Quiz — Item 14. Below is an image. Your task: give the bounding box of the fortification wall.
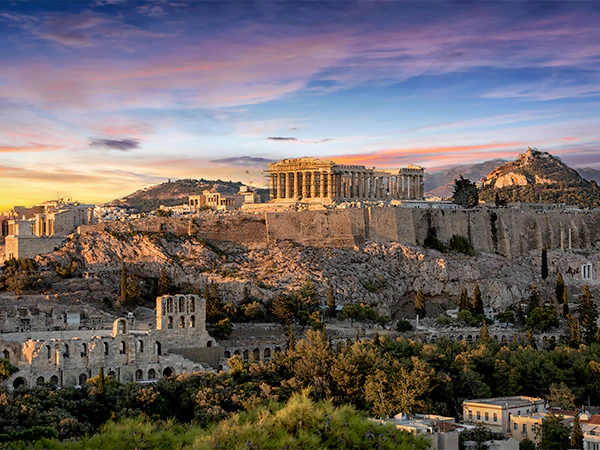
[5,236,65,260]
[78,208,600,256]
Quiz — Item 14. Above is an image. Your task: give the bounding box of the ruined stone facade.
[267,157,424,203]
[5,200,95,260]
[189,187,261,213]
[0,294,221,390]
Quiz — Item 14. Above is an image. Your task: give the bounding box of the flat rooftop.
[464,396,543,407]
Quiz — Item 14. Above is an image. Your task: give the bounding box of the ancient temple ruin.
[266,157,424,203]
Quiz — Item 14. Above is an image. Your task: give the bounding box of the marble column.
[327,172,333,198]
[310,172,317,198]
[320,172,327,198]
[287,172,293,198]
[302,171,309,198]
[270,174,275,199]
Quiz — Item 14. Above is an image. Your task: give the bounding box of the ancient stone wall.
[78,208,600,256]
[5,236,65,259]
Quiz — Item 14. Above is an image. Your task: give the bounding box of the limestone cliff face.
[38,231,600,316]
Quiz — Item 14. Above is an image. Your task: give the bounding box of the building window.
[179,297,185,312]
[190,316,196,328]
[179,316,185,329]
[514,423,518,431]
[138,340,144,353]
[119,341,126,355]
[189,297,195,312]
[485,412,489,421]
[167,297,173,313]
[522,424,527,435]
[81,343,87,357]
[104,342,109,355]
[168,316,173,329]
[494,413,498,422]
[477,411,481,420]
[469,411,473,421]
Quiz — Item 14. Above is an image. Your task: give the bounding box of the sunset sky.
[2,0,600,209]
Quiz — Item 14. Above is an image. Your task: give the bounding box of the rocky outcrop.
[36,231,600,316]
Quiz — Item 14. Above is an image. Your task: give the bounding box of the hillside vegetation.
[479,148,600,208]
[106,179,268,212]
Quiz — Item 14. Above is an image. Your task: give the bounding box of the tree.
[555,272,565,307]
[521,439,536,450]
[566,314,582,348]
[124,274,143,308]
[480,321,491,343]
[414,289,426,318]
[541,245,549,280]
[271,295,295,325]
[120,262,127,305]
[459,288,471,312]
[547,382,576,410]
[327,285,336,319]
[157,269,171,296]
[452,175,479,208]
[472,284,484,315]
[212,318,233,339]
[538,412,570,450]
[527,307,559,332]
[562,288,569,318]
[526,285,540,315]
[571,411,583,450]
[577,286,598,345]
[156,209,172,217]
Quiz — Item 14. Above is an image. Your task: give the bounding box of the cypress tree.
[480,321,491,343]
[541,245,548,279]
[571,411,583,449]
[120,262,127,305]
[97,367,105,396]
[157,269,171,296]
[414,289,426,318]
[526,285,540,315]
[562,287,569,318]
[327,285,336,319]
[459,288,471,312]
[472,284,484,315]
[577,286,598,345]
[555,272,565,305]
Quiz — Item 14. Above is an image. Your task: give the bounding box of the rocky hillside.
[425,159,507,198]
[34,230,600,317]
[106,179,269,212]
[479,148,600,208]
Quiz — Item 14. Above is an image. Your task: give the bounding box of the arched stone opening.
[45,345,51,359]
[155,341,162,355]
[36,376,45,386]
[274,347,281,353]
[103,342,109,355]
[224,351,231,358]
[13,377,27,389]
[79,374,87,385]
[167,297,173,313]
[168,316,174,329]
[192,366,201,373]
[189,297,195,312]
[207,340,213,348]
[162,367,173,377]
[81,343,87,357]
[178,297,185,313]
[234,350,240,356]
[120,341,126,355]
[1,349,9,360]
[264,348,271,360]
[190,315,196,328]
[138,340,144,353]
[135,369,143,381]
[107,371,116,380]
[243,350,249,361]
[179,316,185,329]
[148,368,156,380]
[253,348,260,360]
[64,344,69,357]
[50,375,59,385]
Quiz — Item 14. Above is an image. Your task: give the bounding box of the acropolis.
[266,157,424,203]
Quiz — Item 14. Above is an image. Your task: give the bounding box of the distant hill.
[479,148,600,208]
[577,167,600,184]
[425,159,507,198]
[106,179,269,212]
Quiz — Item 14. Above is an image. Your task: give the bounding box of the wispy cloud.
[210,156,275,166]
[267,137,297,141]
[89,138,140,151]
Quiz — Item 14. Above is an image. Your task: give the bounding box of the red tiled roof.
[582,415,600,425]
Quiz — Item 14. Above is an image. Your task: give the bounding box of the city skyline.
[2,1,600,209]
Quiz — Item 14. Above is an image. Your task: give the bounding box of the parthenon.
[267,157,424,202]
